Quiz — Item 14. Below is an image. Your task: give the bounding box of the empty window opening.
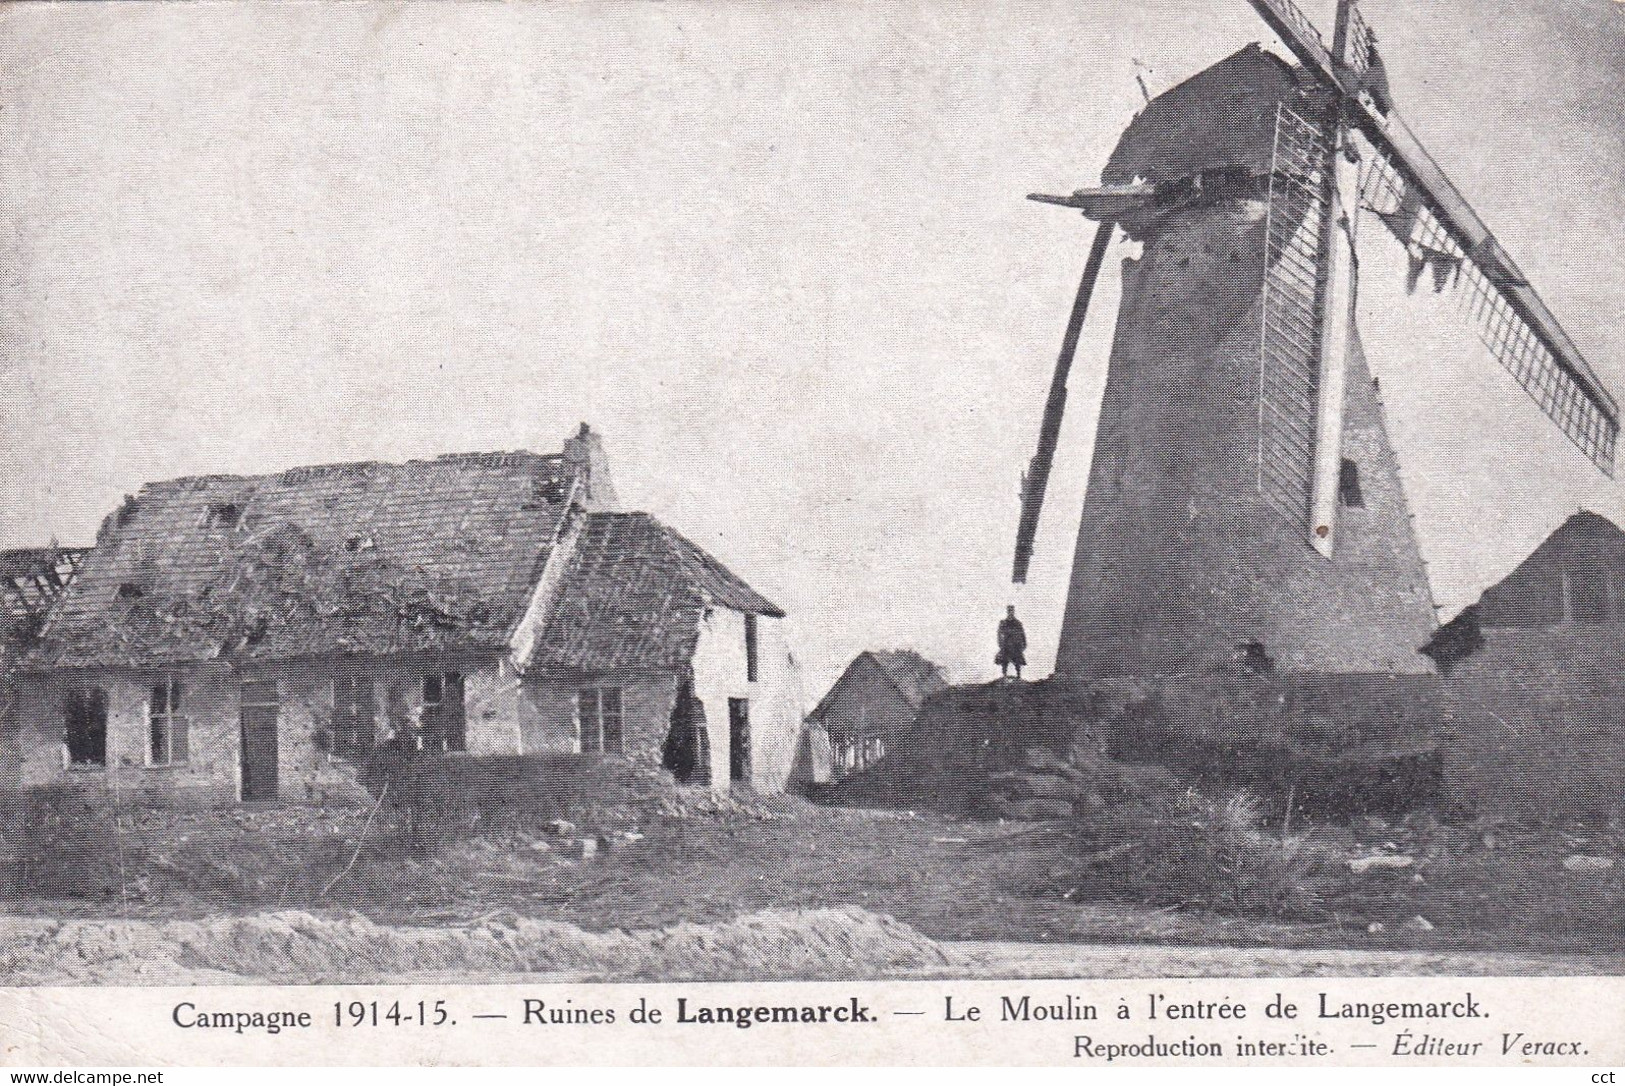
[728,698,752,784]
[1338,459,1365,509]
[744,613,760,683]
[64,689,108,767]
[117,582,145,600]
[332,674,377,757]
[421,672,466,753]
[1564,563,1610,624]
[202,502,243,530]
[149,677,188,766]
[834,733,885,776]
[578,687,624,754]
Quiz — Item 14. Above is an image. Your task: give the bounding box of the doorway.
[239,678,280,802]
[728,698,751,785]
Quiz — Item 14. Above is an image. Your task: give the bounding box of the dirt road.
[954,941,1625,978]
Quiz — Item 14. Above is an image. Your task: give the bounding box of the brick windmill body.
[1012,1,1619,707]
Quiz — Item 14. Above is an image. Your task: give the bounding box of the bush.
[1066,788,1345,920]
[356,749,672,851]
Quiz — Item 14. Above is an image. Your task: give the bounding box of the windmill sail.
[1247,0,1618,474]
[1012,220,1115,584]
[1257,103,1333,528]
[1359,136,1617,471]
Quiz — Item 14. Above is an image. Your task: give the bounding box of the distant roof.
[527,512,783,672]
[1475,511,1625,628]
[27,450,589,669]
[809,649,948,727]
[863,650,949,709]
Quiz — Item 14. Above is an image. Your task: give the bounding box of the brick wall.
[518,669,681,769]
[1442,627,1625,817]
[1055,198,1437,681]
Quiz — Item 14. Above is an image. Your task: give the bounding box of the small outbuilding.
[804,650,947,780]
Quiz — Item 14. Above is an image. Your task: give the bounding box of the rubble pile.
[986,747,1179,821]
[828,679,1168,819]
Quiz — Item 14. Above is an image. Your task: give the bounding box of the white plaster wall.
[4,653,520,807]
[691,609,804,793]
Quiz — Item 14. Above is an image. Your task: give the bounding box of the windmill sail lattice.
[1344,3,1375,78]
[1247,0,1618,476]
[1258,103,1333,526]
[1361,152,1618,471]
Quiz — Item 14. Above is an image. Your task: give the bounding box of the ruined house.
[1429,511,1625,817]
[2,426,802,806]
[0,548,86,786]
[804,650,948,779]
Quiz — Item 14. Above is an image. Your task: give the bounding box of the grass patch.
[1059,790,1346,921]
[3,786,1620,960]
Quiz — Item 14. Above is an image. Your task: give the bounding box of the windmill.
[1011,0,1619,681]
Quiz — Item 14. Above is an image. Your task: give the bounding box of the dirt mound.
[0,905,953,985]
[825,673,1446,821]
[827,680,1130,816]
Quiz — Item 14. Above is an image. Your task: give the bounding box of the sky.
[1,0,1622,696]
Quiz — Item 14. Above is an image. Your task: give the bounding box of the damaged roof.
[27,451,588,669]
[0,547,87,640]
[528,512,783,672]
[1103,44,1327,187]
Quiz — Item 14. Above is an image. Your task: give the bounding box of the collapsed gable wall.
[692,608,801,793]
[513,610,802,794]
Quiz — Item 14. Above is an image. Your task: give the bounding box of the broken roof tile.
[26,451,586,670]
[528,512,782,672]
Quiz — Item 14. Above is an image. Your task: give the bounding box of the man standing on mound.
[996,605,1027,681]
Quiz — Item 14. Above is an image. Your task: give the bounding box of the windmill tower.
[1013,0,1619,683]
